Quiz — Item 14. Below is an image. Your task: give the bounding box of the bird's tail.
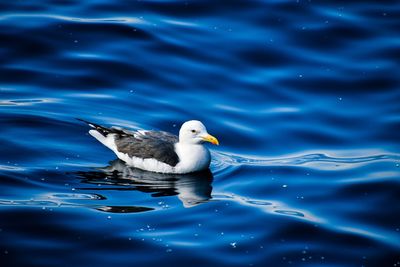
[76,118,112,137]
[76,118,117,151]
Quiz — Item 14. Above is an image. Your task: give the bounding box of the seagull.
[78,119,219,174]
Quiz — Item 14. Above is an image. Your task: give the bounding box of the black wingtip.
[76,118,111,137]
[76,118,89,124]
[76,118,97,129]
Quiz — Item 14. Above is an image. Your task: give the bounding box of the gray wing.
[77,119,180,167]
[114,130,180,167]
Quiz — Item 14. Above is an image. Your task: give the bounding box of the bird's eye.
[191,129,196,133]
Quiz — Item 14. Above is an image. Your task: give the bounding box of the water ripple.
[213,193,317,222]
[0,14,146,25]
[0,98,57,106]
[214,150,400,170]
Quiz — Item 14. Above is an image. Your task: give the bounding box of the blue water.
[1,1,400,266]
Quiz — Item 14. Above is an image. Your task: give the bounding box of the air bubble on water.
[282,184,288,188]
[107,216,111,220]
[230,242,237,248]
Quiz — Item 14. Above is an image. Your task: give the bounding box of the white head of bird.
[178,120,219,145]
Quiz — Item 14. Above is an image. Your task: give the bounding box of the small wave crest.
[212,150,400,170]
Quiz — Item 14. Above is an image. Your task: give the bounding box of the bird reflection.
[76,159,213,208]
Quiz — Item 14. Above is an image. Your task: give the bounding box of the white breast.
[174,143,211,174]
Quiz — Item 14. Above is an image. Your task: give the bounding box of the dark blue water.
[1,1,400,266]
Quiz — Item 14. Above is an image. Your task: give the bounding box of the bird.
[78,119,219,174]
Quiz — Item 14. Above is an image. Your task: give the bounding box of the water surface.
[1,1,400,266]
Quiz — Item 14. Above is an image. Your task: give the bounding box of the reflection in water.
[76,160,214,208]
[95,205,154,213]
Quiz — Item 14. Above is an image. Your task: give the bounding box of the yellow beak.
[202,134,219,145]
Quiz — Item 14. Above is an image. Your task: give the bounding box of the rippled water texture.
[1,1,400,266]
